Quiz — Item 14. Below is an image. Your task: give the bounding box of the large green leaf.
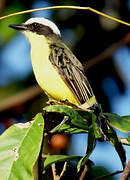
[0,113,44,180]
[104,113,130,133]
[43,155,81,169]
[44,105,90,131]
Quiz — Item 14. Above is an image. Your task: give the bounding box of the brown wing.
[49,43,95,105]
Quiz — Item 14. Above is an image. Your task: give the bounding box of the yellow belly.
[25,32,79,106]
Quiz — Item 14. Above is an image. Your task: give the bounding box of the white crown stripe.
[24,17,61,36]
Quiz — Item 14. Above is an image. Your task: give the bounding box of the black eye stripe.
[26,23,42,31]
[26,23,53,35]
[26,23,60,38]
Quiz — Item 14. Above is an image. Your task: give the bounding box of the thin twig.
[84,33,130,71]
[59,162,67,178]
[51,162,68,180]
[51,163,60,180]
[0,6,129,26]
[94,170,123,180]
[0,85,42,112]
[119,160,130,180]
[51,163,56,179]
[0,0,6,15]
[79,165,88,180]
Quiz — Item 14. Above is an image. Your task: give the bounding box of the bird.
[9,17,97,109]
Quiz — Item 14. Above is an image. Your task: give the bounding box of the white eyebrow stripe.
[24,17,61,36]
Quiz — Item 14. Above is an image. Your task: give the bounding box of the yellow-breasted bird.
[9,17,97,109]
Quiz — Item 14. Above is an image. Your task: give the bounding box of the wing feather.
[49,43,95,104]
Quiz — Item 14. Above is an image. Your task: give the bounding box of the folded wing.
[49,43,95,105]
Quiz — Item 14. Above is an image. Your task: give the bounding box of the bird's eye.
[32,23,39,30]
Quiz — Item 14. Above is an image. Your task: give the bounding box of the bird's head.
[9,17,61,40]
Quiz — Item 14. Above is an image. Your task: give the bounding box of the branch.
[59,162,67,178]
[51,163,59,180]
[84,33,130,71]
[119,160,130,180]
[79,165,88,180]
[51,162,67,180]
[0,0,6,15]
[94,170,123,180]
[0,85,43,112]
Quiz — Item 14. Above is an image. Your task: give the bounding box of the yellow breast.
[24,31,79,106]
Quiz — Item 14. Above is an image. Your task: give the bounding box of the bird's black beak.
[8,24,27,31]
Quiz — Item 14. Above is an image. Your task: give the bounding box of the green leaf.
[120,136,130,146]
[43,155,81,169]
[0,113,44,180]
[77,125,96,171]
[76,110,92,121]
[104,113,130,133]
[86,96,97,108]
[44,105,90,130]
[101,117,126,168]
[103,124,126,168]
[92,114,101,139]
